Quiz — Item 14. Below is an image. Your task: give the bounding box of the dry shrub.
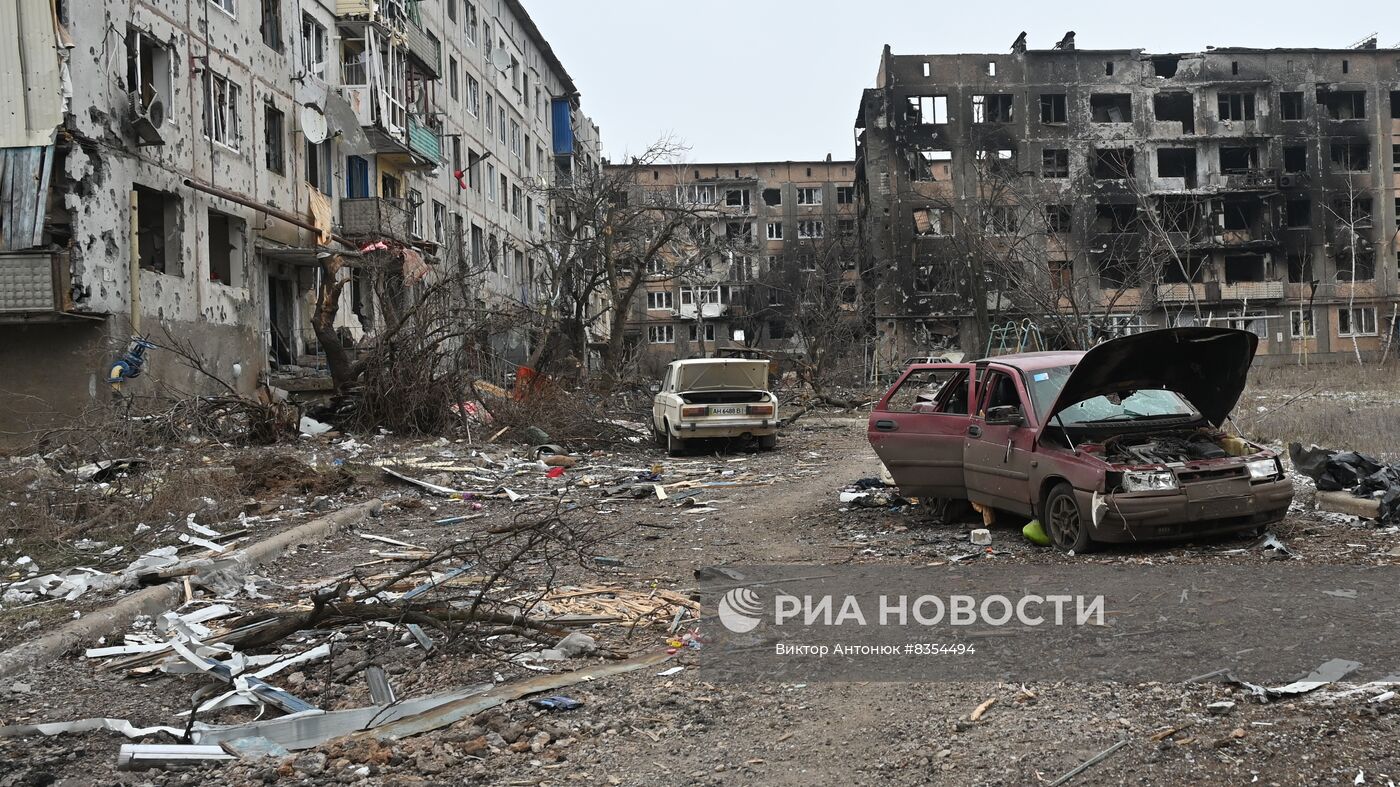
[483,382,651,446]
[232,454,352,497]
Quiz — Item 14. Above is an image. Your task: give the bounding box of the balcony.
[1157,280,1285,302]
[1157,282,1207,303]
[0,253,68,313]
[1221,280,1284,300]
[403,21,440,79]
[340,198,414,244]
[407,115,443,162]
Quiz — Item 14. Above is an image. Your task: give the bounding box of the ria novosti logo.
[717,587,763,633]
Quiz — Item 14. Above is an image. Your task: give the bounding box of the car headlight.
[1247,458,1281,481]
[1120,470,1179,492]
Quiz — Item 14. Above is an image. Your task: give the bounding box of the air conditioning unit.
[127,92,166,146]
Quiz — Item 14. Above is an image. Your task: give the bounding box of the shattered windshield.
[1025,365,1198,425]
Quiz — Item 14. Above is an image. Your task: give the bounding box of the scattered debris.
[1046,739,1128,787]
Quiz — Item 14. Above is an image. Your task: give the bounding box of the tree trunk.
[312,255,357,391]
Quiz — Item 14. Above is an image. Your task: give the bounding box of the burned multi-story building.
[855,36,1400,367]
[611,159,859,373]
[0,0,599,433]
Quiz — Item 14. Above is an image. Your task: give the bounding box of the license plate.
[708,406,743,416]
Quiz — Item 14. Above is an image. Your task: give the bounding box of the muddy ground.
[2,414,1399,786]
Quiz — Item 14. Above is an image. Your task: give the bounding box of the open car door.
[868,364,976,499]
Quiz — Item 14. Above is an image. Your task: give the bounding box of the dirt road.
[3,417,1399,785]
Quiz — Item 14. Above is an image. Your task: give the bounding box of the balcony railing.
[407,114,443,162]
[1221,280,1285,300]
[1157,280,1285,302]
[403,21,440,78]
[340,198,414,244]
[0,252,67,312]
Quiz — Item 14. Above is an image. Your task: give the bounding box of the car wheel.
[653,421,666,448]
[666,423,687,457]
[758,434,777,451]
[1044,483,1091,553]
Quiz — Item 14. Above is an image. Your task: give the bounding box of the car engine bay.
[1099,430,1252,465]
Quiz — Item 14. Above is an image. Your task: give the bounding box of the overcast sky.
[528,0,1393,163]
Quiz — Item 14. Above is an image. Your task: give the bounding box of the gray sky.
[528,0,1392,163]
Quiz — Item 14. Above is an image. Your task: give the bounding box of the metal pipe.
[180,178,353,247]
[128,189,141,333]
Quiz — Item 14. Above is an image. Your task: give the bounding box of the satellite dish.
[301,105,329,144]
[489,48,511,73]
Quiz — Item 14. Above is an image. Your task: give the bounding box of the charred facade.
[855,38,1400,367]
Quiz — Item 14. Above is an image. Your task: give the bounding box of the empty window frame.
[1090,94,1132,123]
[1221,198,1260,231]
[913,207,950,236]
[797,220,824,239]
[647,324,675,344]
[646,291,673,310]
[299,14,328,78]
[688,323,717,343]
[206,209,245,286]
[1280,91,1305,120]
[982,205,1016,235]
[766,221,783,240]
[126,29,173,112]
[1283,145,1306,173]
[1321,90,1366,119]
[725,188,751,208]
[1093,148,1135,178]
[1285,198,1312,227]
[836,186,855,204]
[1287,252,1313,283]
[1042,148,1069,178]
[1094,203,1138,233]
[1331,141,1369,171]
[914,149,952,181]
[1330,196,1373,227]
[1152,92,1194,133]
[1224,254,1267,283]
[907,95,948,124]
[726,222,752,241]
[259,0,282,50]
[762,188,781,206]
[133,185,181,275]
[1045,205,1071,234]
[1039,94,1066,124]
[1156,148,1197,186]
[1338,306,1377,336]
[263,101,284,174]
[1219,145,1259,174]
[305,139,332,194]
[677,185,715,204]
[1160,253,1206,283]
[796,186,823,205]
[972,94,1013,123]
[1217,92,1256,121]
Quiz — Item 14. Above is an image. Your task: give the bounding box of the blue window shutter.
[550,98,574,157]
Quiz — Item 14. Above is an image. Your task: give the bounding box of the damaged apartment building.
[0,0,600,432]
[855,35,1400,366]
[612,160,859,372]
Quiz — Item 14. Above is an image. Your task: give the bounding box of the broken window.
[263,102,284,174]
[1330,141,1369,171]
[725,189,751,208]
[1226,309,1268,339]
[1321,90,1366,119]
[1280,91,1305,120]
[1330,197,1373,227]
[259,0,282,51]
[1219,146,1258,174]
[1045,205,1071,234]
[133,185,181,276]
[1224,254,1267,283]
[126,29,172,120]
[972,94,1013,123]
[675,185,715,205]
[1290,308,1316,339]
[1039,94,1066,124]
[1152,55,1180,78]
[688,323,717,343]
[1049,260,1073,291]
[1090,94,1132,123]
[976,148,1015,175]
[300,14,328,79]
[206,209,244,286]
[762,188,781,206]
[797,187,823,205]
[913,207,950,236]
[1287,252,1313,283]
[982,206,1016,235]
[913,149,952,181]
[1156,148,1197,187]
[1217,92,1255,121]
[1157,195,1203,233]
[1094,203,1138,233]
[202,70,240,150]
[647,325,675,344]
[1283,145,1306,174]
[797,220,824,239]
[726,221,752,241]
[906,95,949,124]
[1221,198,1260,231]
[1093,148,1134,179]
[1338,307,1377,336]
[1097,255,1138,288]
[1042,149,1069,178]
[838,218,856,236]
[1286,199,1312,227]
[1152,92,1194,134]
[836,186,855,204]
[1160,254,1206,283]
[766,221,783,240]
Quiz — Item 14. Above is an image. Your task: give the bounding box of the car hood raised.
[676,360,769,392]
[1045,327,1258,426]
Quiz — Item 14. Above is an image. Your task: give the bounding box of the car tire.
[653,421,667,448]
[1044,483,1092,554]
[666,423,687,457]
[758,434,777,451]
